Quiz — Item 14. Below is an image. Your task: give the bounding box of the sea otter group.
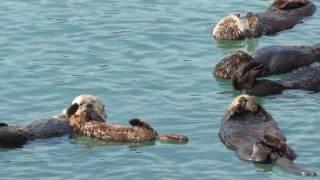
[0,0,318,177]
[213,0,318,176]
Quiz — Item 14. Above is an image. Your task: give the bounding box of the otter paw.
[129,118,155,132]
[66,103,79,118]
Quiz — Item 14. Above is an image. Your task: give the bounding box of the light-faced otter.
[212,0,316,40]
[214,44,320,79]
[232,63,320,96]
[66,101,188,144]
[0,94,107,148]
[219,95,316,176]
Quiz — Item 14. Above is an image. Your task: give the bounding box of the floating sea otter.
[0,94,106,148]
[232,63,320,96]
[219,95,316,176]
[214,44,320,79]
[65,100,188,144]
[212,0,316,40]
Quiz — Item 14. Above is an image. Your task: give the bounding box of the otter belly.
[219,112,294,162]
[280,66,320,91]
[24,118,71,140]
[252,46,318,75]
[0,125,31,148]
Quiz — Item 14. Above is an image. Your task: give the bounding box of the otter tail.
[159,134,188,144]
[275,157,316,176]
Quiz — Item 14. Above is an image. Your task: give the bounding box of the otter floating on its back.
[219,95,316,176]
[65,97,188,144]
[214,44,320,79]
[212,0,316,40]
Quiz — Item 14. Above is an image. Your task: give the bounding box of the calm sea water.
[0,0,320,179]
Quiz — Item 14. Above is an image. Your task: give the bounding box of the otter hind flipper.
[66,103,79,118]
[274,157,316,176]
[274,0,307,10]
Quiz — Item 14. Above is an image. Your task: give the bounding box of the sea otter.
[232,63,320,96]
[65,101,188,144]
[214,44,320,79]
[219,95,316,176]
[0,94,106,148]
[212,0,316,40]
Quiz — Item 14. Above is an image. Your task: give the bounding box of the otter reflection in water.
[232,63,320,96]
[212,0,316,40]
[214,44,320,79]
[219,95,316,176]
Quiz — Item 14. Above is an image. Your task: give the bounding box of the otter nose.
[85,103,93,109]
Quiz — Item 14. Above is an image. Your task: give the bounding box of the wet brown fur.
[67,103,188,143]
[214,51,254,79]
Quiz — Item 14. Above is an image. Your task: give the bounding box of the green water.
[0,0,319,179]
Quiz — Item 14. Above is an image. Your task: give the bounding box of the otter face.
[212,14,245,40]
[71,94,106,119]
[214,51,253,79]
[65,94,107,126]
[229,95,259,113]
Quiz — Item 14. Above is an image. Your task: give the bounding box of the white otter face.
[229,95,258,113]
[71,94,106,119]
[212,14,245,40]
[60,94,106,120]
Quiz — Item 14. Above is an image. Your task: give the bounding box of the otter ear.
[66,103,79,118]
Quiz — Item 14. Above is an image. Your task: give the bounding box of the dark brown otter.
[219,95,316,176]
[232,63,320,96]
[212,0,316,40]
[214,44,320,79]
[66,102,188,144]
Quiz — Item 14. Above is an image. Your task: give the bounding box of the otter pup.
[0,94,107,148]
[232,63,320,96]
[214,44,320,79]
[219,95,316,176]
[66,101,188,144]
[212,0,316,40]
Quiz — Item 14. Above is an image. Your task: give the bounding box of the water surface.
[0,0,319,179]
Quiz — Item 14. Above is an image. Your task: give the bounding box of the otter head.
[214,50,254,79]
[229,95,259,115]
[212,14,246,40]
[66,95,106,127]
[61,94,107,119]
